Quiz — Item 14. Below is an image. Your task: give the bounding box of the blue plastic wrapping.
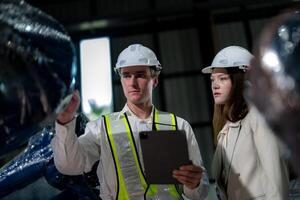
[0,114,99,199]
[0,0,103,198]
[0,126,54,197]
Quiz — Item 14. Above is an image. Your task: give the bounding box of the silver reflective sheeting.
[147,186,180,200]
[109,115,145,199]
[155,111,175,131]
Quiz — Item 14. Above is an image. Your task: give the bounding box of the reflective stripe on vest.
[104,108,182,200]
[153,109,177,131]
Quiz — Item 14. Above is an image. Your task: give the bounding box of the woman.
[202,46,289,200]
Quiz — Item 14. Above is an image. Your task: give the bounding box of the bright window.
[80,37,113,120]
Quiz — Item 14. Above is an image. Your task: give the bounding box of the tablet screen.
[139,130,190,184]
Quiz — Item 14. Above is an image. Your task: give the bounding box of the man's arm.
[51,91,101,175]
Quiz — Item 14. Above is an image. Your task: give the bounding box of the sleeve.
[98,159,114,200]
[178,118,209,200]
[51,118,101,175]
[251,108,289,200]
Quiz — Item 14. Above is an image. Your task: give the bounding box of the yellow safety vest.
[103,108,183,200]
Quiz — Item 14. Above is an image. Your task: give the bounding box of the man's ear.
[153,77,159,88]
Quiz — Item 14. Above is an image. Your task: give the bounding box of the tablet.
[139,130,190,184]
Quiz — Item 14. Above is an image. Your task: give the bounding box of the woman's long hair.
[212,68,249,144]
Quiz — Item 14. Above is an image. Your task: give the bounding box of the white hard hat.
[202,46,254,73]
[115,44,161,71]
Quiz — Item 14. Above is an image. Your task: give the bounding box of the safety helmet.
[115,44,161,71]
[202,46,254,73]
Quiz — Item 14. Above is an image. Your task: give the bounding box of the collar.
[218,123,229,141]
[227,120,241,128]
[118,104,154,122]
[217,119,242,140]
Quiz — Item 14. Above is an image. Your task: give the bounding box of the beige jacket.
[212,107,289,200]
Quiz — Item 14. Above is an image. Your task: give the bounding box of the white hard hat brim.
[114,63,162,71]
[201,65,248,74]
[116,63,155,68]
[201,66,214,74]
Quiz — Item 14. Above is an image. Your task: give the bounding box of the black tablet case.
[139,130,190,184]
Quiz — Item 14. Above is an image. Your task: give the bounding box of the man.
[51,44,209,199]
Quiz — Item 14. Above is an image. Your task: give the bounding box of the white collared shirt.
[51,104,209,200]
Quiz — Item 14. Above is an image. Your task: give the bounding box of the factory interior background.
[0,0,298,199]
